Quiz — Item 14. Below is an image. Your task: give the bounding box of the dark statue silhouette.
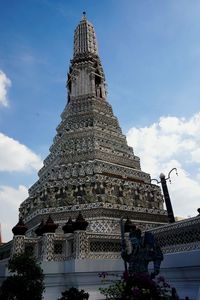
[121,226,163,278]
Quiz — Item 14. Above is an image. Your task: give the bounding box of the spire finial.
[82,11,86,20]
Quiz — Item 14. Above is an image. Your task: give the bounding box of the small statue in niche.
[95,71,102,98]
[84,185,94,203]
[122,187,132,206]
[65,195,76,205]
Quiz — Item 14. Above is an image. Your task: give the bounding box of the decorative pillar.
[11,218,28,256]
[41,233,55,261]
[11,235,26,257]
[73,231,89,259]
[73,212,89,259]
[39,215,58,261]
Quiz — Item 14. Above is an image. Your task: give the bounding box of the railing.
[149,215,200,253]
[11,232,122,261]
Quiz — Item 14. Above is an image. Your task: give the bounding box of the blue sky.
[1,0,200,241]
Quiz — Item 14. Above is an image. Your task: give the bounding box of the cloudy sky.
[1,0,200,241]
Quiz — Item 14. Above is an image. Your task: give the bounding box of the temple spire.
[73,13,98,57]
[66,15,105,100]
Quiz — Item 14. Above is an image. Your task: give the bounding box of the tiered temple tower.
[1,15,200,300]
[19,14,167,241]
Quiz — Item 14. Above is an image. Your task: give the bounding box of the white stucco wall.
[0,250,200,300]
[42,250,200,300]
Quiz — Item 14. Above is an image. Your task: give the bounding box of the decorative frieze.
[20,177,163,219]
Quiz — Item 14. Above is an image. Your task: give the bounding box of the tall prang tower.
[19,14,167,244]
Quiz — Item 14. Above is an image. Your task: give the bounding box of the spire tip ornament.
[82,11,86,19]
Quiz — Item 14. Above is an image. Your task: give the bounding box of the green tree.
[0,252,45,300]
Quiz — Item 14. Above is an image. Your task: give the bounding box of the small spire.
[74,212,88,231]
[62,217,75,234]
[42,215,58,234]
[82,11,86,20]
[12,218,28,236]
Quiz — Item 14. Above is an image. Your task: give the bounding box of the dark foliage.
[100,271,177,300]
[0,252,45,300]
[58,287,89,300]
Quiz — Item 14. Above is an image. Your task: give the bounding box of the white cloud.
[0,132,43,172]
[0,70,11,107]
[127,112,200,218]
[0,185,28,242]
[0,133,43,241]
